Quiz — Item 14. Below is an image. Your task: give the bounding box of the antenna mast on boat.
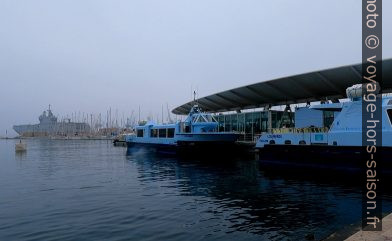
[138,106,141,124]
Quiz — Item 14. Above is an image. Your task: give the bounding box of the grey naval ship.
[13,106,90,137]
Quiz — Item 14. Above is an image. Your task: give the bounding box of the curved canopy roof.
[172,59,392,115]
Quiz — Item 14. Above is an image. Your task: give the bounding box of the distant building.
[173,59,392,141]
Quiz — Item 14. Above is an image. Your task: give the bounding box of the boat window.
[194,115,206,123]
[150,129,158,138]
[137,129,144,137]
[388,100,392,105]
[269,140,275,145]
[159,129,167,138]
[185,125,191,133]
[167,128,175,138]
[205,115,216,122]
[284,140,291,145]
[323,111,335,128]
[206,115,212,122]
[299,140,306,145]
[388,109,392,125]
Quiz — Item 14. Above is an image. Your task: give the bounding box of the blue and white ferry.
[125,105,240,154]
[255,84,392,169]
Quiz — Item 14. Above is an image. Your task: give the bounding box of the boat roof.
[310,103,343,111]
[172,58,392,115]
[136,122,175,129]
[311,95,392,110]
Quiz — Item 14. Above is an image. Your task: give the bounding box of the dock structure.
[345,213,392,240]
[172,59,392,144]
[173,59,392,115]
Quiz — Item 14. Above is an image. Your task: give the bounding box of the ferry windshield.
[388,109,392,125]
[205,115,217,122]
[193,115,216,123]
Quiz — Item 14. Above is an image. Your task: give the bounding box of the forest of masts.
[58,105,180,132]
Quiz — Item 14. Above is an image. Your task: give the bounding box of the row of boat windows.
[134,109,392,138]
[269,140,304,145]
[136,128,175,138]
[215,111,290,134]
[269,140,339,145]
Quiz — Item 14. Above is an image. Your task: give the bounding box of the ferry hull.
[176,133,239,142]
[125,105,241,157]
[127,141,246,157]
[126,142,177,155]
[176,141,241,156]
[257,145,392,172]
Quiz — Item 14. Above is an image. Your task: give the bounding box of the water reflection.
[2,140,392,241]
[125,151,391,240]
[15,150,27,160]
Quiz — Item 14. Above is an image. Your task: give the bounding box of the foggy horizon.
[1,0,391,137]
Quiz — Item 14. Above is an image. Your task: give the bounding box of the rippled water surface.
[1,139,391,241]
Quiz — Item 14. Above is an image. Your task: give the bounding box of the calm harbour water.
[1,139,391,241]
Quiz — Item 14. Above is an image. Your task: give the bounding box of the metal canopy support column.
[265,105,272,132]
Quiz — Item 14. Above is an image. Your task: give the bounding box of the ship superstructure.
[13,106,90,137]
[255,84,392,148]
[254,84,392,169]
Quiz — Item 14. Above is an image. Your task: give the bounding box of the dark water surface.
[1,139,391,241]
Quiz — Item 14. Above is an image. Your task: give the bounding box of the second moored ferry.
[255,84,392,169]
[125,105,239,154]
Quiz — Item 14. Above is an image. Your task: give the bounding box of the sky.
[0,0,391,136]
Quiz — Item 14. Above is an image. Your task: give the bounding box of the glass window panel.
[253,112,261,134]
[231,114,238,132]
[224,115,231,132]
[245,113,253,133]
[159,129,167,138]
[238,113,245,132]
[167,128,175,138]
[150,129,158,138]
[215,115,224,132]
[323,111,335,128]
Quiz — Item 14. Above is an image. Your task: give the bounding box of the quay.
[345,213,392,240]
[173,59,392,148]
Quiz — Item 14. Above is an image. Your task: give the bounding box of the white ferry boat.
[255,84,392,169]
[125,105,240,154]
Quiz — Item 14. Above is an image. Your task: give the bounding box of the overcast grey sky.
[0,0,391,136]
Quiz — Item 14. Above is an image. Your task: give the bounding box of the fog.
[0,0,391,136]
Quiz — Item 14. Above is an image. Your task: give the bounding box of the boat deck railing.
[233,127,330,144]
